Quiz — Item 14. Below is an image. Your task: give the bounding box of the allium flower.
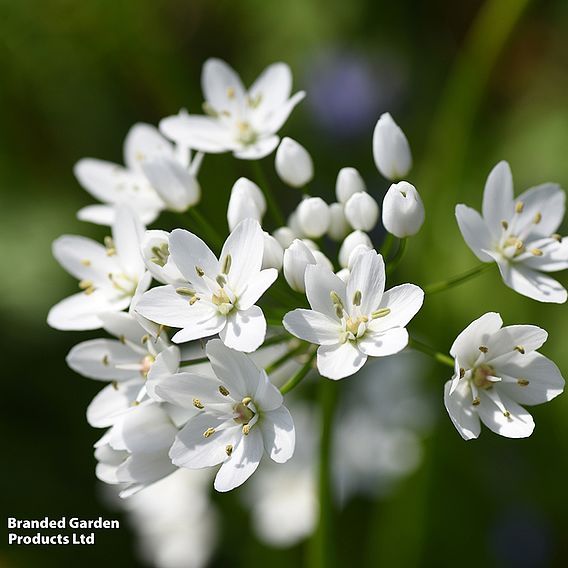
[154,340,295,492]
[48,207,146,330]
[372,113,412,181]
[283,249,424,379]
[160,59,305,160]
[382,181,425,238]
[275,137,314,188]
[444,312,565,439]
[75,123,201,225]
[456,161,568,303]
[136,219,277,352]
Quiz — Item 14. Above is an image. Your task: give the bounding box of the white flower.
[382,181,425,237]
[94,404,179,498]
[136,219,277,352]
[344,192,379,231]
[456,161,568,303]
[283,249,424,379]
[262,232,284,271]
[372,113,412,181]
[275,137,314,188]
[444,312,564,440]
[327,203,351,241]
[283,239,330,293]
[338,230,372,268]
[296,197,330,238]
[335,167,366,204]
[141,230,186,287]
[273,226,297,249]
[66,311,181,427]
[154,339,296,492]
[160,59,305,160]
[75,123,201,225]
[227,178,267,231]
[48,207,147,330]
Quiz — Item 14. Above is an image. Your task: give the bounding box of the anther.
[330,291,344,308]
[111,381,118,390]
[221,254,232,275]
[202,102,218,117]
[242,424,251,436]
[176,287,196,298]
[225,444,233,456]
[479,345,488,353]
[219,386,230,396]
[551,233,562,242]
[203,428,216,438]
[459,368,465,378]
[530,248,543,256]
[193,398,204,409]
[472,397,480,406]
[242,397,252,405]
[118,335,126,344]
[352,290,362,306]
[503,411,511,418]
[533,212,542,224]
[104,236,116,256]
[195,266,205,277]
[102,355,109,366]
[81,259,91,266]
[227,87,235,99]
[515,240,525,251]
[515,345,525,354]
[141,334,149,344]
[371,308,391,319]
[501,220,509,230]
[216,275,226,287]
[131,400,140,407]
[189,296,199,305]
[517,379,530,386]
[515,201,524,214]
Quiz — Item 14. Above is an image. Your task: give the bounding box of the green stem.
[310,378,338,568]
[279,351,315,395]
[251,160,285,227]
[423,263,491,294]
[409,338,454,368]
[264,343,307,375]
[386,238,407,274]
[380,233,394,258]
[187,208,224,250]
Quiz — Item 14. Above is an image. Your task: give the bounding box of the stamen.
[219,386,230,396]
[131,400,140,407]
[111,381,118,390]
[242,397,252,405]
[503,411,511,418]
[176,287,196,298]
[515,201,524,214]
[189,296,199,305]
[514,345,525,354]
[150,243,169,267]
[81,259,91,266]
[221,254,232,275]
[141,334,149,344]
[533,212,542,224]
[202,102,218,117]
[530,248,543,256]
[472,397,480,406]
[195,266,205,277]
[478,345,488,353]
[203,428,216,438]
[515,240,525,251]
[247,93,262,108]
[225,444,233,456]
[193,398,204,409]
[118,335,126,344]
[501,220,509,230]
[517,378,530,386]
[104,236,116,256]
[371,308,391,319]
[352,290,362,306]
[330,291,343,308]
[242,424,250,435]
[227,87,235,99]
[551,233,562,242]
[459,368,465,378]
[102,355,109,366]
[78,279,95,295]
[216,275,226,287]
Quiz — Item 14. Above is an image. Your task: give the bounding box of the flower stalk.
[423,263,491,294]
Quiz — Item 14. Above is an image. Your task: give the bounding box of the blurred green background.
[1,0,568,566]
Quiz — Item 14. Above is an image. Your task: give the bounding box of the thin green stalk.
[310,378,338,568]
[251,160,285,227]
[279,351,315,395]
[423,263,491,294]
[380,233,394,258]
[187,208,224,250]
[264,343,307,375]
[409,338,454,368]
[386,238,407,274]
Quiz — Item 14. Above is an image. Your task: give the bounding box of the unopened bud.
[382,181,425,238]
[336,167,366,204]
[372,113,412,181]
[344,192,379,231]
[275,137,314,188]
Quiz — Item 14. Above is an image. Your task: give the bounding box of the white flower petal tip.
[160,59,304,159]
[275,137,314,188]
[456,162,568,303]
[135,219,273,352]
[372,113,412,181]
[161,339,295,492]
[283,249,423,380]
[444,312,564,440]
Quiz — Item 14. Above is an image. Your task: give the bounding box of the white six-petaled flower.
[160,59,305,160]
[154,339,295,492]
[135,219,277,352]
[456,161,568,303]
[283,249,424,379]
[444,312,564,440]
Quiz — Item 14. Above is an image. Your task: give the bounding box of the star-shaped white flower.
[48,207,147,330]
[283,249,424,379]
[154,339,295,492]
[456,161,568,303]
[160,59,305,160]
[135,219,277,352]
[75,123,202,225]
[444,312,564,440]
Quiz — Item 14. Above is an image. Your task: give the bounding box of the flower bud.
[283,239,316,292]
[296,197,330,238]
[382,181,425,237]
[227,177,266,231]
[140,230,185,286]
[275,137,314,188]
[272,226,297,249]
[372,113,412,181]
[327,203,350,241]
[335,167,366,204]
[262,232,284,271]
[344,192,379,231]
[338,230,373,268]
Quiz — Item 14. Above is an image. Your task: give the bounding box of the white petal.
[317,342,367,380]
[521,237,568,272]
[450,312,503,365]
[116,451,176,486]
[369,284,424,331]
[66,339,141,381]
[160,113,234,153]
[202,58,246,113]
[100,311,147,343]
[171,414,240,469]
[87,379,142,428]
[477,391,534,438]
[496,352,565,405]
[249,63,292,117]
[221,218,264,294]
[497,262,567,303]
[238,268,277,310]
[233,135,280,160]
[261,406,295,463]
[283,309,340,345]
[214,428,263,492]
[169,228,219,286]
[112,206,145,278]
[514,182,565,237]
[305,264,347,320]
[254,371,284,412]
[123,123,175,173]
[119,404,178,453]
[443,379,480,440]
[220,305,266,353]
[357,327,409,357]
[455,204,494,262]
[256,91,305,135]
[485,325,548,362]
[346,249,385,315]
[482,161,515,237]
[78,204,160,226]
[153,371,225,409]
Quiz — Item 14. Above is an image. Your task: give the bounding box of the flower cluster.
[49,56,565,515]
